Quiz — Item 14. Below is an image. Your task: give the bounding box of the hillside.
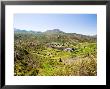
[14,29,97,76]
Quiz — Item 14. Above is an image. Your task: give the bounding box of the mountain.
[14,28,27,32]
[14,28,96,43]
[14,28,97,76]
[44,29,64,34]
[14,28,42,34]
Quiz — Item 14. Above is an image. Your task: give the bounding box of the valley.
[14,29,97,76]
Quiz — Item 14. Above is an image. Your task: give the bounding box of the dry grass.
[47,56,97,76]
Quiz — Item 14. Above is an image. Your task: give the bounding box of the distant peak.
[44,29,64,33]
[53,29,61,32]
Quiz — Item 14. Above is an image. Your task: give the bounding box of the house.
[64,48,74,52]
[64,48,72,51]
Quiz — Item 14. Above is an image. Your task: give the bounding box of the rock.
[59,58,62,62]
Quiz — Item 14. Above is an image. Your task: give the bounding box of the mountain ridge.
[14,28,97,37]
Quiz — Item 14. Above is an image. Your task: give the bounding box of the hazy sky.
[14,14,97,35]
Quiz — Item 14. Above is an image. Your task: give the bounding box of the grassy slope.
[14,32,97,76]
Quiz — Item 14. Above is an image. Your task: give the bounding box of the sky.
[14,14,97,35]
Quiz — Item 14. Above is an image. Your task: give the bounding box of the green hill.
[14,29,97,76]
